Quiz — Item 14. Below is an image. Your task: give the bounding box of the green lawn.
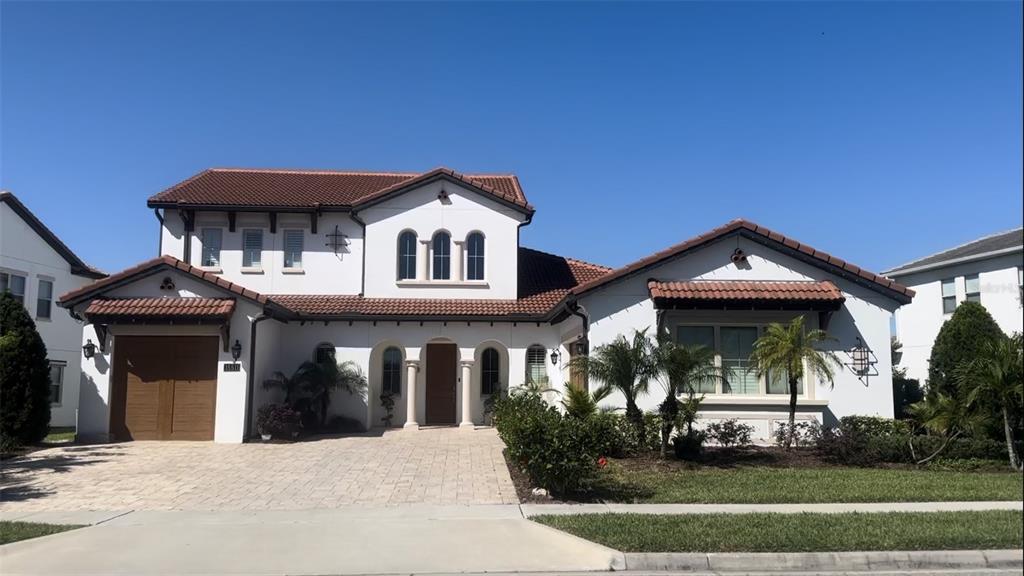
[593,464,1024,503]
[0,521,81,545]
[534,511,1024,553]
[43,427,76,443]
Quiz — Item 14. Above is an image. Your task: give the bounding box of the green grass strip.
[596,466,1024,503]
[0,521,82,545]
[534,511,1023,553]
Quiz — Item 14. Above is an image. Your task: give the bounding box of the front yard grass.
[533,511,1024,552]
[43,427,76,443]
[0,521,82,545]
[591,460,1024,503]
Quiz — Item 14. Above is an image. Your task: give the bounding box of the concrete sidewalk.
[0,505,625,575]
[521,501,1024,516]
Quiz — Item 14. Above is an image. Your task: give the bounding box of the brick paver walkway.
[0,427,517,512]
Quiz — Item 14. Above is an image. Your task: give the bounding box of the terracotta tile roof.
[649,280,845,303]
[572,219,914,304]
[58,255,273,309]
[272,247,611,319]
[84,297,236,320]
[1,191,106,279]
[146,167,531,212]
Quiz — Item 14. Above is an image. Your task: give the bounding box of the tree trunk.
[626,396,644,447]
[1002,405,1022,471]
[785,371,797,450]
[319,394,329,430]
[659,393,678,459]
[916,430,962,465]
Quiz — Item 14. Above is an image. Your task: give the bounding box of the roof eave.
[883,245,1024,278]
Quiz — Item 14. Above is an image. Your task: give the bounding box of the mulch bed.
[503,449,555,503]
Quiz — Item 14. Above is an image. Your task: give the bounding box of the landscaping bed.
[532,510,1024,552]
[0,521,82,545]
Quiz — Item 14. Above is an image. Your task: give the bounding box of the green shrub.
[672,429,706,460]
[928,302,1005,397]
[839,415,911,437]
[0,293,51,452]
[772,421,820,447]
[705,419,755,447]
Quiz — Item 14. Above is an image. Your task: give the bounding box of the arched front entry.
[424,340,458,425]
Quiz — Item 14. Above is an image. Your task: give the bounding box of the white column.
[459,360,474,429]
[404,360,420,430]
[452,240,464,282]
[417,239,430,281]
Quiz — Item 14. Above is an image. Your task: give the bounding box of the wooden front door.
[424,343,457,425]
[111,336,219,441]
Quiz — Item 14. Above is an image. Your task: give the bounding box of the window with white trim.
[675,323,802,396]
[36,279,53,319]
[965,274,981,303]
[481,348,500,395]
[675,326,716,393]
[398,231,417,280]
[283,230,304,269]
[382,347,402,395]
[0,272,26,305]
[1018,267,1023,307]
[526,345,547,386]
[466,232,485,280]
[201,228,222,267]
[941,278,956,314]
[242,229,263,268]
[432,232,451,280]
[49,361,65,405]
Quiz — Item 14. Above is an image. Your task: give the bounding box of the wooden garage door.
[112,336,218,441]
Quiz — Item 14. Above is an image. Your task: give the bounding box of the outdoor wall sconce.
[550,349,560,366]
[845,337,877,385]
[231,339,243,361]
[82,339,97,359]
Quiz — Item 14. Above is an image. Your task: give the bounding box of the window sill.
[396,280,489,288]
[199,266,223,274]
[699,396,828,407]
[240,267,264,275]
[35,317,52,323]
[282,268,305,275]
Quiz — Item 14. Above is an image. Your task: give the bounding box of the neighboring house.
[884,227,1024,385]
[57,167,913,443]
[1,191,106,427]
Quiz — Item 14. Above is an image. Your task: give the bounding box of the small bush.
[672,430,706,460]
[255,403,301,437]
[705,419,755,447]
[0,293,51,452]
[772,421,820,448]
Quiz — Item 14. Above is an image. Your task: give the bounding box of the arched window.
[466,232,485,280]
[315,343,336,364]
[398,231,417,280]
[526,345,547,387]
[481,348,500,395]
[432,231,451,280]
[382,347,402,395]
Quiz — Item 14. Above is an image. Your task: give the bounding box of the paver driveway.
[0,427,518,512]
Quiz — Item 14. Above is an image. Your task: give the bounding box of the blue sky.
[2,1,1021,275]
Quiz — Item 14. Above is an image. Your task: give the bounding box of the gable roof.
[571,219,914,304]
[146,167,533,215]
[60,248,610,321]
[882,227,1024,277]
[1,191,106,279]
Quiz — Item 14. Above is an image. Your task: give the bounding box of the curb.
[623,549,1023,572]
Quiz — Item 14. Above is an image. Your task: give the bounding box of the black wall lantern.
[550,348,560,366]
[82,339,97,359]
[231,339,243,361]
[845,336,877,384]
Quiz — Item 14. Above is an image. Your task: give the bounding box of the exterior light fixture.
[550,349,560,366]
[845,336,876,385]
[82,339,97,359]
[231,339,243,361]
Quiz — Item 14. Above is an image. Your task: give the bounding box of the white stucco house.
[1,191,106,427]
[57,167,914,443]
[885,227,1023,385]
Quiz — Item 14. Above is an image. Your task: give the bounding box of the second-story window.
[432,232,450,280]
[941,278,956,314]
[201,228,222,267]
[0,272,26,305]
[36,279,53,320]
[466,232,485,280]
[284,230,304,269]
[398,231,417,280]
[965,274,981,303]
[243,229,263,269]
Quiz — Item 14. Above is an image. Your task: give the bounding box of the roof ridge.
[207,167,521,178]
[884,226,1024,273]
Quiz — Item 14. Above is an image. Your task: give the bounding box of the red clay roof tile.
[84,298,236,319]
[648,280,845,303]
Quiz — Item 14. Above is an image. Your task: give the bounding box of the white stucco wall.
[891,252,1023,384]
[1,201,95,427]
[578,235,901,437]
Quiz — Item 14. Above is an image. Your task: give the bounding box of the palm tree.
[570,328,657,438]
[561,382,613,419]
[653,333,719,457]
[748,316,840,449]
[262,368,302,404]
[294,359,368,429]
[955,334,1023,471]
[908,390,988,464]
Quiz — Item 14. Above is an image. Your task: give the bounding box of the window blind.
[284,230,304,268]
[243,230,263,267]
